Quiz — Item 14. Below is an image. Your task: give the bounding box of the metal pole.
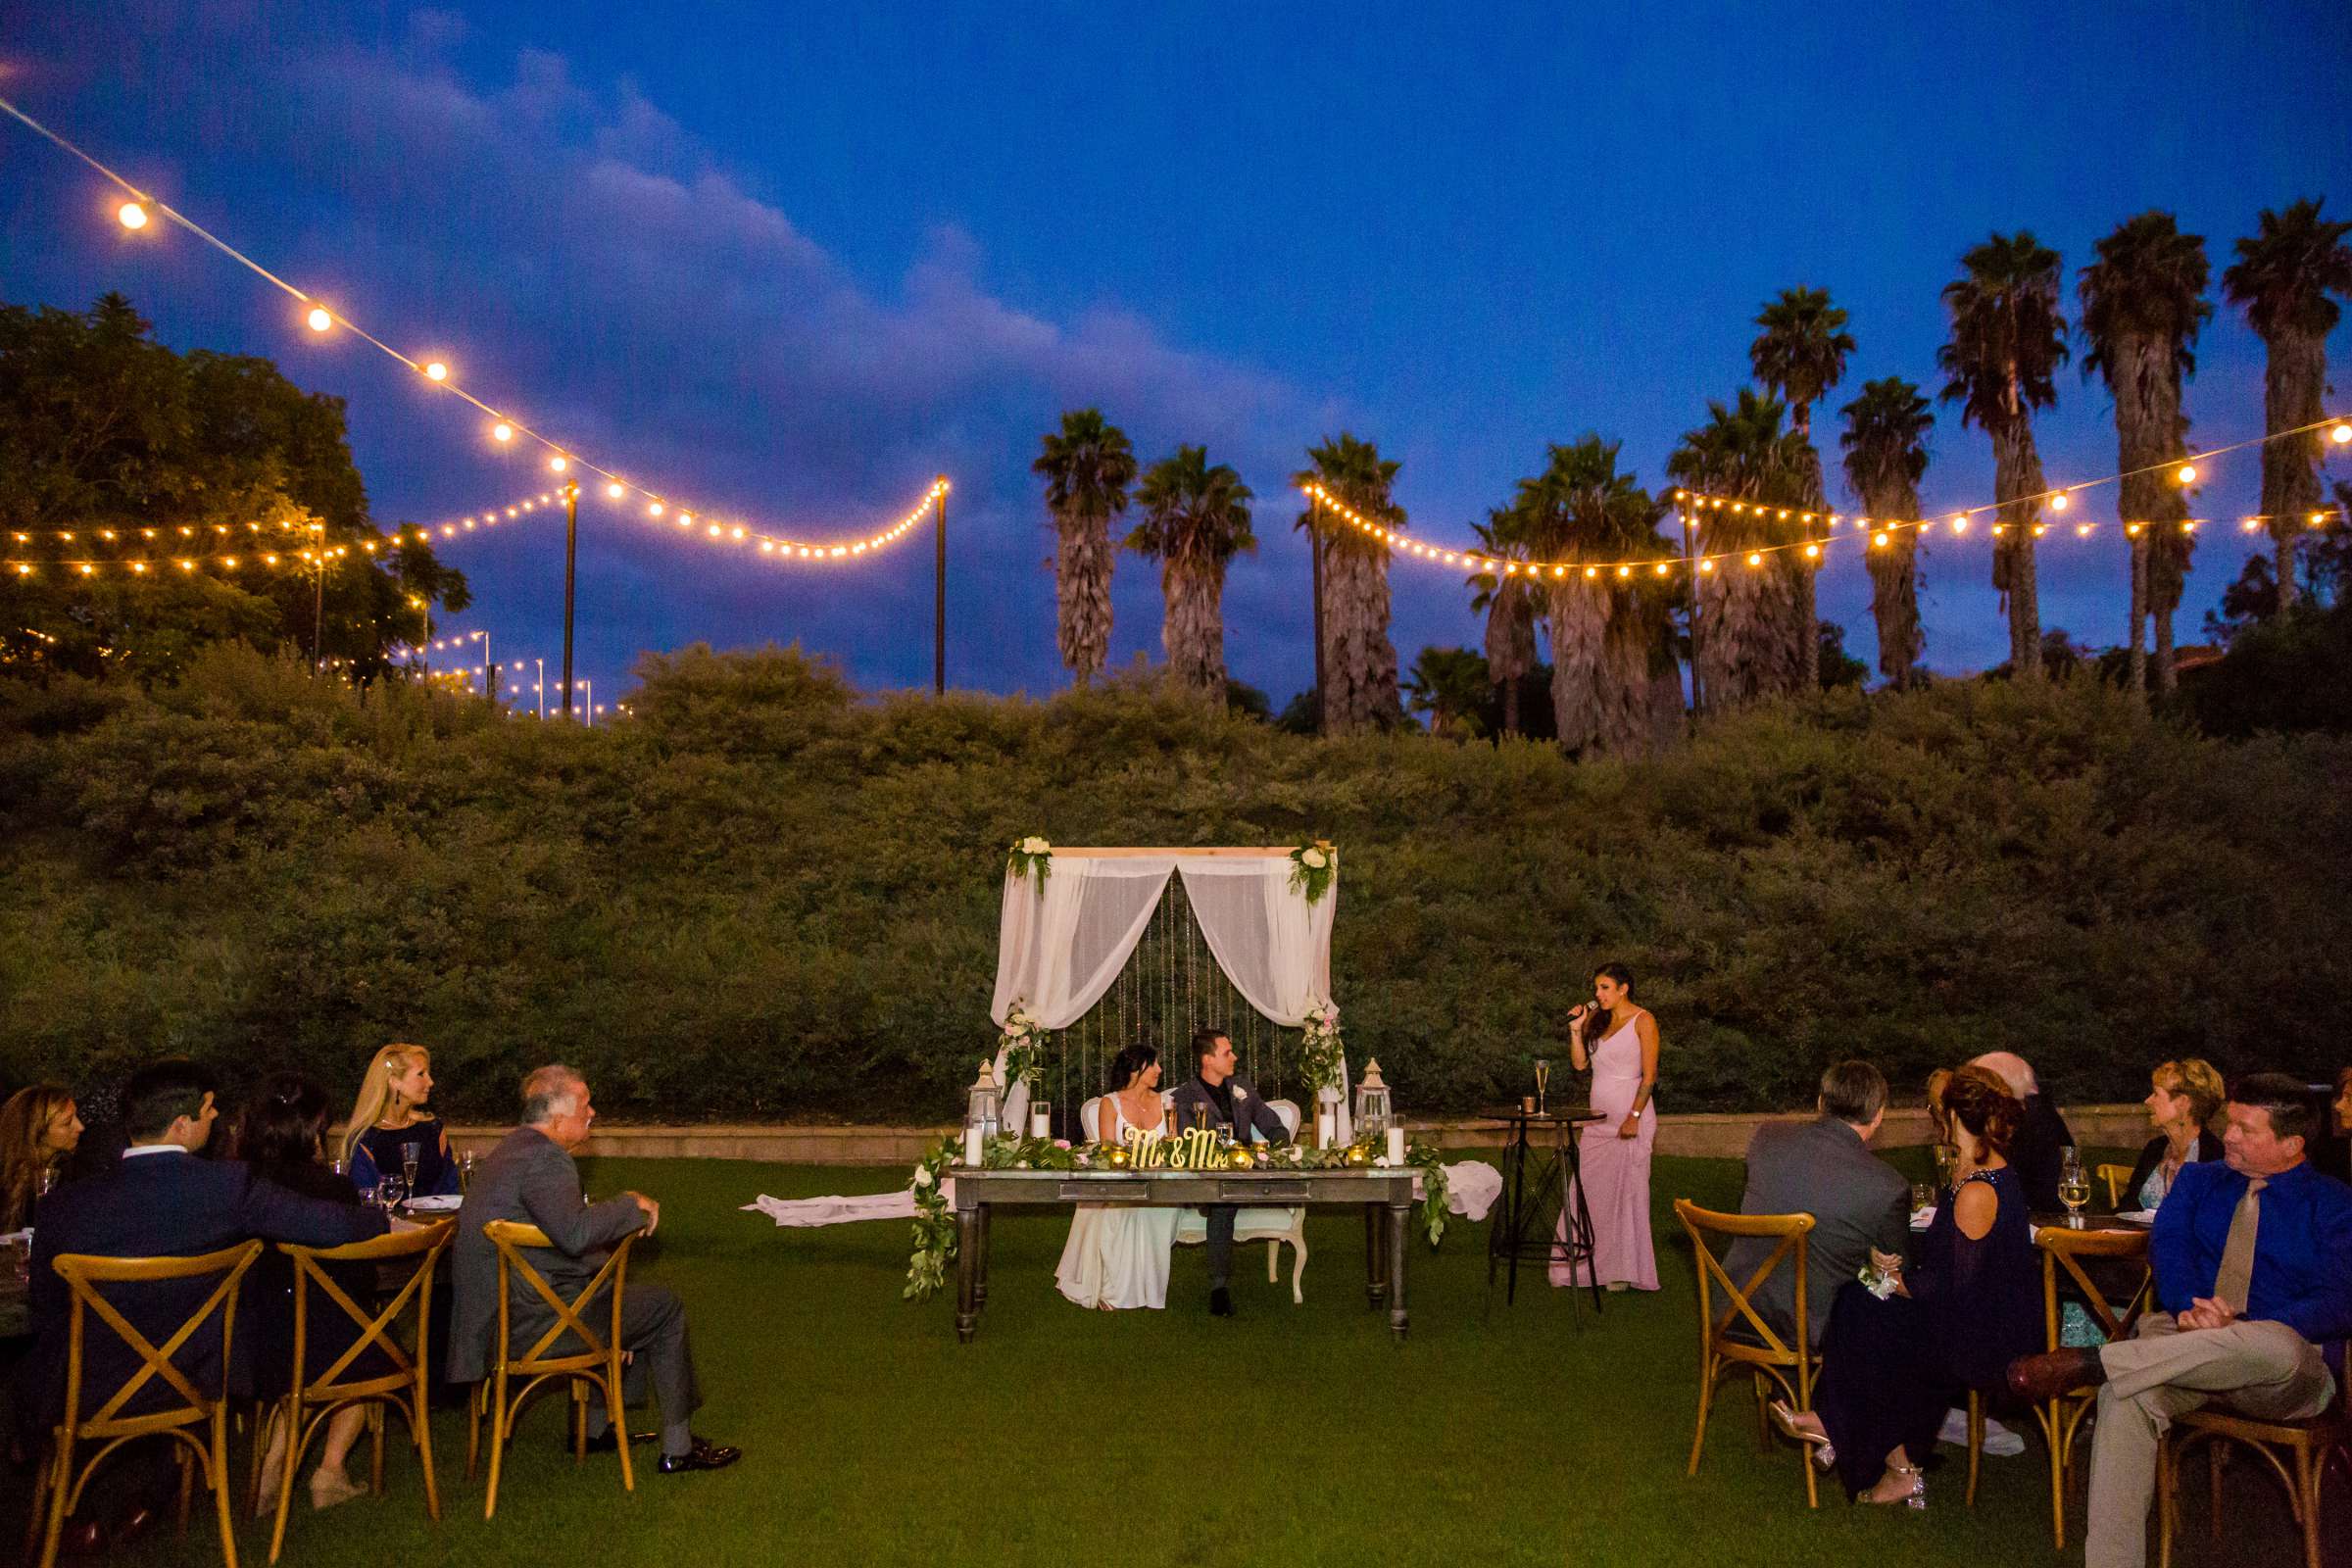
[580,678,592,727]
[481,631,492,708]
[1683,506,1704,715]
[933,478,947,695]
[562,482,578,716]
[1309,497,1326,729]
[535,658,546,721]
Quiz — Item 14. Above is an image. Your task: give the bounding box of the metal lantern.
[965,1058,1002,1141]
[1353,1057,1393,1140]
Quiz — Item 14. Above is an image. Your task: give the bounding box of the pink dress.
[1550,1014,1659,1291]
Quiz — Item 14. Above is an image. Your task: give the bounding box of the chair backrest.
[2034,1225,2150,1351]
[1265,1099,1300,1141]
[1079,1097,1102,1144]
[52,1241,264,1438]
[1673,1200,1814,1364]
[482,1219,633,1372]
[2096,1163,2135,1209]
[279,1219,455,1396]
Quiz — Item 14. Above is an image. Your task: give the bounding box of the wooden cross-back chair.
[2160,1342,2351,1568]
[1673,1200,1820,1508]
[259,1220,455,1562]
[466,1219,638,1519]
[2096,1163,2137,1210]
[1983,1225,2151,1545]
[26,1242,264,1568]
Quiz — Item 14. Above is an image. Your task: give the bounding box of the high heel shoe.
[1765,1399,1837,1469]
[1861,1461,1927,1509]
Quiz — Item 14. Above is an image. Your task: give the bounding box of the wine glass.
[2058,1150,2090,1228]
[1533,1058,1551,1115]
[461,1152,476,1192]
[401,1140,421,1194]
[1933,1143,1959,1195]
[375,1174,408,1212]
[1908,1182,1936,1222]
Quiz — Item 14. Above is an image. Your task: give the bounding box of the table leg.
[1387,1200,1410,1341]
[954,1206,981,1344]
[1562,1133,1602,1314]
[1364,1203,1388,1306]
[975,1204,992,1306]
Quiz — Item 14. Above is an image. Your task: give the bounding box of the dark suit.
[19,1149,386,1426]
[1163,1075,1294,1290]
[2008,1094,2078,1213]
[448,1126,699,1427]
[1723,1116,1910,1350]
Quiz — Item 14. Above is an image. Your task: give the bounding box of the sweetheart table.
[949,1166,1420,1344]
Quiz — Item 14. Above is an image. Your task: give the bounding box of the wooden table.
[949,1166,1420,1344]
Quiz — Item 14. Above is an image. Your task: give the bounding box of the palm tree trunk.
[1321,543,1401,735]
[1862,524,1922,689]
[1161,555,1227,695]
[2127,535,2148,693]
[1309,514,1328,725]
[1054,506,1114,686]
[1546,577,1609,754]
[1500,674,1520,737]
[2261,328,2327,615]
[1990,411,2044,678]
[1598,601,1661,756]
[2153,599,2177,694]
[1790,422,1824,692]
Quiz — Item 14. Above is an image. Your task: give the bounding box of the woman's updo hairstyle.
[1940,1064,2024,1162]
[1107,1043,1159,1093]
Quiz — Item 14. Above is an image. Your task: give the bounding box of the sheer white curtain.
[987,853,1343,1134]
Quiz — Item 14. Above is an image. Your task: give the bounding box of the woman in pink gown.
[1551,962,1661,1292]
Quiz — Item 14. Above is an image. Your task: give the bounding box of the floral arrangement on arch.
[998,1001,1044,1090]
[1298,997,1345,1097]
[1288,838,1337,905]
[1006,835,1053,893]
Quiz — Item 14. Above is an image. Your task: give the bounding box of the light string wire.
[0,95,948,563]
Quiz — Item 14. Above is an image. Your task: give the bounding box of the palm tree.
[1126,445,1255,695]
[1512,435,1673,756]
[1665,390,1812,706]
[1401,646,1493,736]
[2223,200,2352,614]
[2080,212,2211,694]
[1938,232,2068,678]
[1750,287,1856,690]
[1838,378,1935,690]
[1032,410,1138,687]
[1294,433,1405,734]
[1467,507,1538,736]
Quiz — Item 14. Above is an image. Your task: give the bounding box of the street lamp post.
[933,477,947,695]
[562,482,579,716]
[534,658,546,721]
[579,677,593,727]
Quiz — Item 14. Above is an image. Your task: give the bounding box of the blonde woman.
[0,1083,84,1230]
[343,1044,461,1198]
[2118,1057,2226,1212]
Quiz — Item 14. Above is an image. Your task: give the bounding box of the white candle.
[1387,1127,1407,1166]
[962,1125,984,1167]
[1316,1109,1335,1148]
[1029,1104,1051,1140]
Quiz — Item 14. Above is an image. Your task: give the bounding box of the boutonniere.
[1232,1085,1249,1104]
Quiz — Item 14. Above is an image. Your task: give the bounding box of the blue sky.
[4,2,2350,704]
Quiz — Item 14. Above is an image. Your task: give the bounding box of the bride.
[1056,1044,1181,1310]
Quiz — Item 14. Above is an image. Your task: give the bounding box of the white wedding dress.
[1055,1096,1180,1310]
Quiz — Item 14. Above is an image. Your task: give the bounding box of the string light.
[548,456,567,472]
[117,201,147,230]
[2334,422,2352,446]
[0,95,947,574]
[2176,463,2198,485]
[376,478,950,563]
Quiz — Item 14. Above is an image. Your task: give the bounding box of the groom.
[1165,1026,1295,1317]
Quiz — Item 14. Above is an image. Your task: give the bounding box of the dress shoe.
[657,1438,742,1474]
[1209,1287,1235,1317]
[2005,1347,2107,1404]
[580,1427,659,1455]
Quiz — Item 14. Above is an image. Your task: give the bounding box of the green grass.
[17,1152,2312,1567]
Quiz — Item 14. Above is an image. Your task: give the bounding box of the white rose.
[1021,836,1049,855]
[1301,848,1327,869]
[911,1166,933,1190]
[1232,1086,1248,1103]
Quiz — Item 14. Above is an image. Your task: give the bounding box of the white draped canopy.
[988,848,1350,1137]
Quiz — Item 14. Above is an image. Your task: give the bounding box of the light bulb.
[1746,553,1762,567]
[306,307,332,333]
[2331,422,2351,446]
[492,422,514,443]
[607,482,624,499]
[2050,492,2069,512]
[549,456,567,472]
[118,202,149,230]
[424,362,448,381]
[2177,464,2197,484]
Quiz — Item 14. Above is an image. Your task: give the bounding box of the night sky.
[4,2,2350,707]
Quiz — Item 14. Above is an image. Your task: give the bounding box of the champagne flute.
[401,1140,422,1195]
[1933,1142,1959,1195]
[1533,1058,1551,1116]
[2058,1150,2090,1228]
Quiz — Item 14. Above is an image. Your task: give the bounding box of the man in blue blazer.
[2007,1072,2351,1568]
[19,1059,387,1543]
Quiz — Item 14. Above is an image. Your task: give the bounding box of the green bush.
[3,644,2346,1123]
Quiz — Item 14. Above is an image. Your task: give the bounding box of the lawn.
[16,1150,2313,1567]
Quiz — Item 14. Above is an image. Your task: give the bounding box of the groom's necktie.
[2212,1177,2267,1315]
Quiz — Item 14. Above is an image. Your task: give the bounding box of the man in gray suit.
[1164,1027,1294,1317]
[1724,1060,1911,1350]
[449,1064,740,1473]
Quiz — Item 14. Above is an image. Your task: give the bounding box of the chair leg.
[32,1439,68,1568]
[268,1405,303,1566]
[1686,1354,1716,1478]
[571,1382,588,1464]
[482,1372,509,1521]
[2046,1401,2068,1548]
[368,1402,386,1494]
[1965,1393,1983,1508]
[175,1444,195,1534]
[2207,1440,2223,1544]
[606,1360,635,1494]
[211,1404,241,1568]
[1291,1232,1307,1304]
[1753,1373,1772,1453]
[2295,1444,2322,1568]
[2157,1431,2176,1568]
[1267,1238,1278,1285]
[413,1387,442,1524]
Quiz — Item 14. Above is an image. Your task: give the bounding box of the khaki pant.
[2084,1312,2333,1568]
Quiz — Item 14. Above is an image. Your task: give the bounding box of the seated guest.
[1725,1060,1910,1349]
[448,1065,739,1473]
[1969,1051,2074,1211]
[2120,1058,2226,1212]
[0,1083,84,1231]
[2008,1072,2352,1568]
[342,1042,461,1199]
[1165,1028,1296,1317]
[232,1074,390,1511]
[1771,1065,2041,1505]
[16,1060,387,1545]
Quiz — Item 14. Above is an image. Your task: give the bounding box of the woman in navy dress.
[1772,1065,2041,1505]
[341,1043,461,1199]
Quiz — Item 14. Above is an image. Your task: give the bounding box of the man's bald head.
[1967,1052,2037,1098]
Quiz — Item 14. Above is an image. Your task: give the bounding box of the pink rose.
[1053,1139,1072,1150]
